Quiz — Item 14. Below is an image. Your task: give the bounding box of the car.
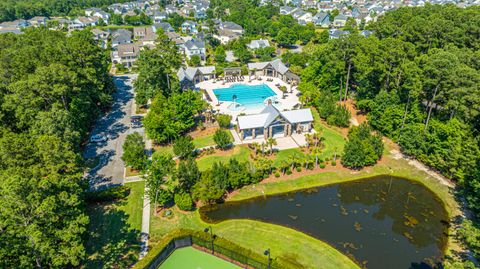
[131,121,142,128]
[90,134,108,143]
[130,115,143,123]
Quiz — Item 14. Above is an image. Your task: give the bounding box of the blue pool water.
[213,84,276,110]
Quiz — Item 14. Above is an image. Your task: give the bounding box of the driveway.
[84,74,140,190]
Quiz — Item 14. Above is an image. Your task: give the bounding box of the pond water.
[200,176,449,269]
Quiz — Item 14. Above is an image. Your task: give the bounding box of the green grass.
[311,107,346,159]
[158,247,240,269]
[196,146,250,171]
[84,182,145,268]
[193,133,215,148]
[150,210,359,269]
[154,145,174,156]
[273,148,305,167]
[192,131,233,149]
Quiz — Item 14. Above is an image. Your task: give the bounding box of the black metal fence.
[146,235,275,269]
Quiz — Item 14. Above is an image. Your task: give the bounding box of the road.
[84,74,140,190]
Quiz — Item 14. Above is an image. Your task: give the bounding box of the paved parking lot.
[84,74,141,190]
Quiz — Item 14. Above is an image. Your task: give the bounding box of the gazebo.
[223,67,242,77]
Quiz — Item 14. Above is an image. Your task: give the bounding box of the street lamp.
[264,248,272,269]
[204,226,215,254]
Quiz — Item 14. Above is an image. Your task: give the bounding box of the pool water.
[213,84,276,110]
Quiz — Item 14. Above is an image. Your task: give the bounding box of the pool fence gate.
[146,235,277,269]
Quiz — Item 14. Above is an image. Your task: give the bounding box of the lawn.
[311,107,346,159]
[273,148,305,167]
[192,130,233,148]
[196,145,250,171]
[84,181,145,268]
[159,247,240,269]
[150,210,359,269]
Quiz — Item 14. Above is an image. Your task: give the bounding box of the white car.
[90,134,108,143]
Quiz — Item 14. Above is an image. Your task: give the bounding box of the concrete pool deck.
[196,76,301,120]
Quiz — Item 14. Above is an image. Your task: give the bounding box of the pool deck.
[196,76,301,120]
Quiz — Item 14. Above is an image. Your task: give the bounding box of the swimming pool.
[213,84,277,110]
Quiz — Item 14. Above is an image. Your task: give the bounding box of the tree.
[342,123,384,168]
[216,114,232,128]
[122,132,146,170]
[213,129,232,150]
[214,45,226,63]
[173,136,195,159]
[134,32,183,105]
[192,170,224,204]
[176,159,201,193]
[276,27,297,47]
[267,137,277,155]
[189,55,201,67]
[145,152,175,214]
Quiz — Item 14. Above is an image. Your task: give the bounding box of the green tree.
[121,132,146,170]
[145,152,175,214]
[276,27,297,47]
[216,114,232,128]
[213,129,232,149]
[189,55,201,67]
[176,158,201,193]
[214,45,226,63]
[341,123,384,168]
[173,136,195,159]
[192,170,224,204]
[174,191,194,211]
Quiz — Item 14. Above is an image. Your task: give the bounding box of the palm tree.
[288,154,297,171]
[252,142,260,156]
[261,141,266,156]
[267,138,277,155]
[304,133,313,149]
[311,147,322,168]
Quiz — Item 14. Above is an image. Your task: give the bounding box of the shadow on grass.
[84,200,141,269]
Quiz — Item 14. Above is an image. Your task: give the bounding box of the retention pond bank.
[200,176,448,269]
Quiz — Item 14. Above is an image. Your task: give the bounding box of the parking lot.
[84,74,142,189]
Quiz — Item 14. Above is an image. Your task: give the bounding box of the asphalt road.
[84,74,141,190]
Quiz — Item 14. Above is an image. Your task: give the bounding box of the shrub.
[319,163,326,169]
[331,160,337,166]
[213,129,232,150]
[296,166,302,172]
[275,172,280,178]
[286,168,292,175]
[216,114,232,129]
[174,192,194,211]
[173,136,195,159]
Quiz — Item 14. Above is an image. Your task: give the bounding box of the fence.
[144,234,276,269]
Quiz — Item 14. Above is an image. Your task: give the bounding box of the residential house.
[177,66,216,89]
[166,32,186,47]
[213,29,242,45]
[133,26,154,39]
[0,19,28,29]
[181,20,198,34]
[236,105,313,140]
[218,21,244,34]
[73,16,99,29]
[333,14,348,27]
[153,22,175,33]
[312,12,330,27]
[0,27,23,34]
[152,11,168,23]
[112,29,132,48]
[182,39,206,60]
[247,59,300,83]
[28,16,48,27]
[279,6,298,15]
[247,39,270,50]
[165,5,177,14]
[85,8,102,17]
[329,29,349,39]
[112,43,141,67]
[86,8,110,23]
[292,10,313,25]
[91,29,110,48]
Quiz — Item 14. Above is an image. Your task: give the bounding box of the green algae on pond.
[200,176,449,269]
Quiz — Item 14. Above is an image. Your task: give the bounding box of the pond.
[200,176,449,269]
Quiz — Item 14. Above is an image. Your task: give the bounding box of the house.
[182,39,206,60]
[236,105,313,140]
[312,12,330,27]
[218,21,244,34]
[112,43,141,67]
[333,14,348,27]
[153,22,175,33]
[0,19,28,29]
[165,5,177,14]
[166,32,186,47]
[112,29,132,48]
[91,29,110,48]
[279,6,298,15]
[329,29,349,39]
[0,27,23,35]
[152,11,168,23]
[85,8,101,16]
[28,16,48,27]
[247,39,270,50]
[213,29,242,45]
[360,30,374,38]
[177,66,216,89]
[247,59,300,83]
[181,20,198,34]
[133,26,154,39]
[292,10,313,25]
[73,16,99,28]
